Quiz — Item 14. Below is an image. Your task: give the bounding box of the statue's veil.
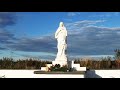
[59,22,64,27]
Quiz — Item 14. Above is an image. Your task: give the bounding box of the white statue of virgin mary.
[55,22,67,62]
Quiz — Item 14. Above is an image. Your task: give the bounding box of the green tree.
[114,49,120,60]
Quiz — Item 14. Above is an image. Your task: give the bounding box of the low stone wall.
[0,69,120,78]
[0,70,85,78]
[0,70,39,78]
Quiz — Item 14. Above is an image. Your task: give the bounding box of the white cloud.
[89,12,120,18]
[113,12,120,16]
[67,12,81,17]
[65,20,106,30]
[67,12,76,16]
[65,20,120,57]
[89,14,111,18]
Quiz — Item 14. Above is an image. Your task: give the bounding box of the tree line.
[74,49,120,69]
[0,57,51,69]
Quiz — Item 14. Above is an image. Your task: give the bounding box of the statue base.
[52,60,68,67]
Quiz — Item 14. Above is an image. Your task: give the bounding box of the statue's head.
[59,22,64,27]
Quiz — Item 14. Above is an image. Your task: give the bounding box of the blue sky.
[0,12,120,60]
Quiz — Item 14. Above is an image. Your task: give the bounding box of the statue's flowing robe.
[55,26,67,57]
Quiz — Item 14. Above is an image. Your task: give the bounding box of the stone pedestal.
[52,60,68,67]
[53,53,68,67]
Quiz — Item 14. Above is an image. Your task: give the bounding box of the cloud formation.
[1,17,120,60]
[67,23,120,56]
[0,47,6,50]
[7,20,120,60]
[0,12,17,27]
[89,12,120,18]
[7,36,56,53]
[0,28,16,44]
[65,20,106,30]
[0,12,18,50]
[67,12,80,17]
